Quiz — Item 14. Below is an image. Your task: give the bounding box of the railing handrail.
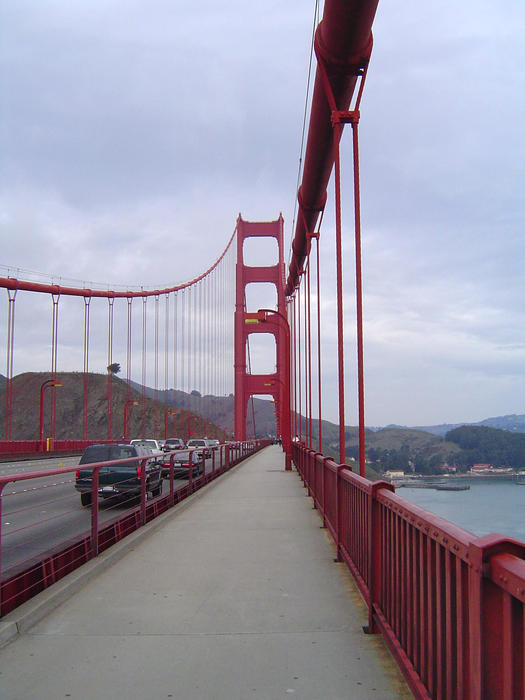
[292,440,525,700]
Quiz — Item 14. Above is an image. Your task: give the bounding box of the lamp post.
[257,308,292,470]
[123,400,139,441]
[185,414,194,442]
[164,409,177,440]
[39,379,62,445]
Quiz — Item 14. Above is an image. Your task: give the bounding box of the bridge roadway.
[0,446,411,699]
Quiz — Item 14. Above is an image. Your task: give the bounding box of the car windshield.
[188,440,205,447]
[79,446,110,464]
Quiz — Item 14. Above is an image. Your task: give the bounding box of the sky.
[1,1,525,428]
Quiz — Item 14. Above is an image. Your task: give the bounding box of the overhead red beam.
[285,0,379,297]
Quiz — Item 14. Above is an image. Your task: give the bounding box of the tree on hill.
[107,363,121,375]
[446,425,525,468]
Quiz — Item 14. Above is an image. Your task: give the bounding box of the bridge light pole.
[164,409,176,440]
[123,400,139,442]
[39,379,62,446]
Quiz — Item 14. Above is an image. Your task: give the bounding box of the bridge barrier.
[0,439,120,462]
[292,441,525,700]
[0,440,268,618]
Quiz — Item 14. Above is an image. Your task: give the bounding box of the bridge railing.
[292,441,525,700]
[0,440,267,618]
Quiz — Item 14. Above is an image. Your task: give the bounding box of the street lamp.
[257,308,292,470]
[123,400,139,441]
[39,379,62,444]
[164,409,177,439]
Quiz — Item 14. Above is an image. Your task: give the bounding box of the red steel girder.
[285,0,379,297]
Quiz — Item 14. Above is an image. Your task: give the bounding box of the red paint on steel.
[0,229,235,300]
[333,119,346,466]
[4,290,16,441]
[233,216,288,450]
[350,117,367,478]
[315,238,323,452]
[285,0,378,297]
[291,442,525,699]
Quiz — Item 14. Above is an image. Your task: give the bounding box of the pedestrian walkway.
[0,446,411,699]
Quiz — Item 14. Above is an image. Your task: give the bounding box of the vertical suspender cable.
[107,298,114,440]
[50,294,60,440]
[82,296,91,441]
[141,296,147,439]
[126,298,133,405]
[351,117,366,477]
[5,290,16,440]
[303,266,308,447]
[5,290,17,440]
[181,289,186,435]
[333,119,346,465]
[193,284,197,428]
[315,238,323,452]
[164,293,169,424]
[175,291,179,429]
[154,295,159,437]
[297,282,303,442]
[198,281,202,422]
[307,258,313,449]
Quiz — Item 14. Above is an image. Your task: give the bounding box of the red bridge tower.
[234,215,291,468]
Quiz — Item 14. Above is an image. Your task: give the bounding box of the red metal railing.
[0,440,267,617]
[292,441,525,700]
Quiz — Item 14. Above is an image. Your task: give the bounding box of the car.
[207,439,220,451]
[163,437,185,452]
[187,438,211,458]
[75,443,163,506]
[162,449,204,479]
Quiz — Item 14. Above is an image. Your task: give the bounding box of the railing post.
[318,454,327,525]
[467,534,525,700]
[334,464,346,561]
[188,450,194,492]
[0,482,5,613]
[90,467,100,558]
[365,480,395,635]
[169,453,175,506]
[139,457,147,526]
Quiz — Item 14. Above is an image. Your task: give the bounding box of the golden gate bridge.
[1,2,524,698]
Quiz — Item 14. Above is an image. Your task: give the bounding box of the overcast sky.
[1,1,525,428]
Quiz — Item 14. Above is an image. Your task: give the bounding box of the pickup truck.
[75,443,163,506]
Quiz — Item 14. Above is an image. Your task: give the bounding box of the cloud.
[1,1,524,426]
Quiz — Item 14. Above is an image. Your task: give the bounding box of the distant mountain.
[128,380,277,438]
[408,414,525,437]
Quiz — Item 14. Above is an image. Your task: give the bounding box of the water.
[399,479,525,543]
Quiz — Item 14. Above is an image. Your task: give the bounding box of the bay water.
[398,479,525,543]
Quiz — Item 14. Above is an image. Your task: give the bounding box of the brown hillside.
[0,372,227,442]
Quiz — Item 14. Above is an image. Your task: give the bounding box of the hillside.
[0,372,229,442]
[2,372,524,473]
[128,379,277,437]
[446,425,525,468]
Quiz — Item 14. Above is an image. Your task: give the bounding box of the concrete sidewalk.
[0,446,411,699]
